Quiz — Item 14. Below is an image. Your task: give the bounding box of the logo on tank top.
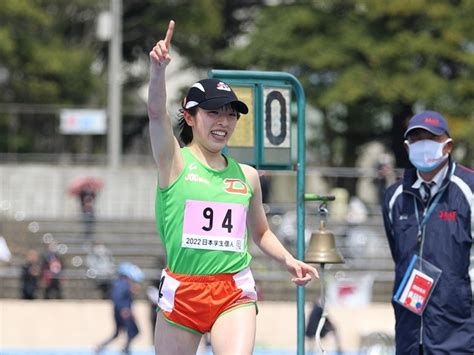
[184,163,210,184]
[185,173,210,185]
[223,178,248,195]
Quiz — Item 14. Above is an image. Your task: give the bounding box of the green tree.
[0,0,102,104]
[2,0,472,166]
[0,0,265,155]
[217,0,474,167]
[0,0,103,153]
[117,0,266,153]
[121,0,264,68]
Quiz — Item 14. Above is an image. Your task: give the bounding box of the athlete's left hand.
[286,258,318,286]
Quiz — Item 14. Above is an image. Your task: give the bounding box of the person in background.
[20,249,41,299]
[86,243,115,299]
[373,154,394,206]
[382,111,473,354]
[95,262,143,355]
[148,20,318,355]
[41,242,63,299]
[69,177,102,245]
[79,184,96,242]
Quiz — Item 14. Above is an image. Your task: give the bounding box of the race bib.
[182,200,247,252]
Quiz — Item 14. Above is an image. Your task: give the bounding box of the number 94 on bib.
[182,200,248,252]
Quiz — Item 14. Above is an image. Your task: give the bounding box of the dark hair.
[178,107,197,145]
[178,103,241,146]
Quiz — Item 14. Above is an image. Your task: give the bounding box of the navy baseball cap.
[404,111,450,138]
[182,78,248,114]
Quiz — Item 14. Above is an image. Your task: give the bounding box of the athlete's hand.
[286,258,319,286]
[149,20,175,70]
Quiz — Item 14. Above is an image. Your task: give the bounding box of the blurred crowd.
[20,243,63,300]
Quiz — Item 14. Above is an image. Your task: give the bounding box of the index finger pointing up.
[164,20,175,48]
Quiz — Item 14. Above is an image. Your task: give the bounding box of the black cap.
[182,78,248,114]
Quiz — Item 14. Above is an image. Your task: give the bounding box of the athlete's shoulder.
[238,163,257,175]
[238,163,258,187]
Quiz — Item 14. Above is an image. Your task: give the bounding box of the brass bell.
[305,220,345,264]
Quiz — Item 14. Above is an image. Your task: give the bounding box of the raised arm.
[242,165,318,285]
[148,20,183,187]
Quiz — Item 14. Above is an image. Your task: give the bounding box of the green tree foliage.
[118,0,264,108]
[0,0,102,152]
[0,0,102,104]
[121,0,264,68]
[117,0,266,153]
[0,0,264,155]
[1,0,472,166]
[216,0,474,167]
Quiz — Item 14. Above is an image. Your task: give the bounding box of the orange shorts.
[157,267,257,334]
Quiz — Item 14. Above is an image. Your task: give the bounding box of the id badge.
[393,255,442,315]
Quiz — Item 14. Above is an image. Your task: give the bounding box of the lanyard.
[414,192,443,237]
[414,162,456,240]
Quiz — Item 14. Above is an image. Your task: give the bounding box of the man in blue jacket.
[382,111,473,354]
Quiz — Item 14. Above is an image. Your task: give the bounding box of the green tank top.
[155,147,253,275]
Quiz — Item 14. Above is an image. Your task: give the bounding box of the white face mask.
[406,139,451,172]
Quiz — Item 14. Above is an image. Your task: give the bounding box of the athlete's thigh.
[154,312,201,355]
[210,304,257,355]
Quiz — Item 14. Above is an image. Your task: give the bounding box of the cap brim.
[404,125,447,138]
[198,98,249,114]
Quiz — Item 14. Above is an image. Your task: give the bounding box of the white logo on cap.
[185,101,199,109]
[191,83,205,92]
[216,82,231,91]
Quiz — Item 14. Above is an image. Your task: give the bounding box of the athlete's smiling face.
[185,105,238,152]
